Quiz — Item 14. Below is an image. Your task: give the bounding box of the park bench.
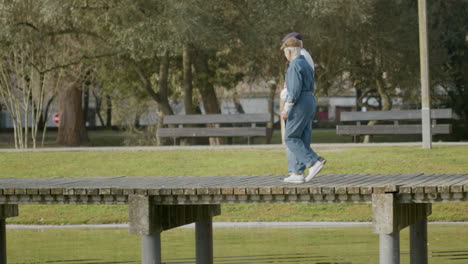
[156,113,271,144]
[336,108,455,142]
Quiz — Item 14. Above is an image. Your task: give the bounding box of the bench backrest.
[162,114,271,125]
[340,109,454,122]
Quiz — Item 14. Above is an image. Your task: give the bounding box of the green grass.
[0,129,126,148]
[8,225,468,263]
[0,128,455,148]
[0,145,467,224]
[266,129,425,144]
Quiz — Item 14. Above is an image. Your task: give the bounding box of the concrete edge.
[6,221,468,230]
[1,142,468,152]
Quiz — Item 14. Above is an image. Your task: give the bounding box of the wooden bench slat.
[157,127,268,137]
[340,109,453,122]
[336,124,451,135]
[163,114,271,125]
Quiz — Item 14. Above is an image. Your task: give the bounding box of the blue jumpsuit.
[285,55,319,174]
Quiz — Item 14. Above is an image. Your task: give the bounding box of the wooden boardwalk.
[0,173,466,205]
[0,173,467,264]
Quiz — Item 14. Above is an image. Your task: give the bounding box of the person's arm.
[282,63,302,119]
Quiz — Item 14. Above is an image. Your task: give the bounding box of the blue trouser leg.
[285,95,319,174]
[295,115,319,173]
[287,148,304,174]
[286,120,303,174]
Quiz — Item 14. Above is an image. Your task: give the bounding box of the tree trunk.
[40,96,55,130]
[157,51,173,115]
[266,79,277,144]
[233,89,244,114]
[181,44,194,145]
[183,44,194,115]
[193,48,221,114]
[133,54,173,116]
[106,94,112,128]
[57,84,89,145]
[193,48,222,145]
[363,78,392,143]
[93,91,105,127]
[83,88,89,127]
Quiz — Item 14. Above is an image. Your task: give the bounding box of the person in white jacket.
[280,32,325,183]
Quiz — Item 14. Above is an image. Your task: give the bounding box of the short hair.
[285,47,302,56]
[280,37,302,50]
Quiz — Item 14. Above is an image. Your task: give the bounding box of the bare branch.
[41,52,118,74]
[15,22,40,31]
[45,29,105,41]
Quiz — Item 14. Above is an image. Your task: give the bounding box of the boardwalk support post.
[379,232,400,264]
[373,194,401,264]
[128,195,220,264]
[196,217,213,264]
[373,193,431,264]
[0,205,19,264]
[141,234,161,264]
[129,195,162,264]
[410,207,430,264]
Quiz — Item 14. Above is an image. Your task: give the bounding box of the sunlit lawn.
[0,145,467,224]
[8,225,468,264]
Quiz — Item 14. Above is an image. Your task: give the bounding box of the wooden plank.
[437,174,468,193]
[336,124,451,135]
[340,109,453,122]
[409,174,451,193]
[398,174,437,193]
[413,174,457,193]
[258,187,271,195]
[325,174,373,189]
[221,188,234,195]
[157,127,268,137]
[163,114,271,125]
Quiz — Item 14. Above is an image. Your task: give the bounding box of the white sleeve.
[280,88,288,101]
[300,49,315,71]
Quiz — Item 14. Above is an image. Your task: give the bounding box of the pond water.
[7,224,468,264]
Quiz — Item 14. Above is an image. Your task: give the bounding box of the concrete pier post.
[0,219,6,264]
[196,218,214,264]
[380,232,400,264]
[0,205,19,264]
[142,233,162,264]
[410,219,428,264]
[129,196,221,264]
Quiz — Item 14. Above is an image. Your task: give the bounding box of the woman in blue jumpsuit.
[280,36,326,184]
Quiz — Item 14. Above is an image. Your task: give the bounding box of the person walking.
[280,34,326,184]
[279,32,316,178]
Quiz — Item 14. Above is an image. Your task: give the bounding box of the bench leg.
[196,217,214,264]
[142,233,162,264]
[410,219,428,264]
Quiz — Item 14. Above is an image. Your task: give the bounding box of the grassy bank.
[9,225,468,263]
[0,128,447,148]
[0,145,467,224]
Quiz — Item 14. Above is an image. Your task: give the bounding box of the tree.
[427,0,468,139]
[0,0,114,146]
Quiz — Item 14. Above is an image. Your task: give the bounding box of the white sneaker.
[305,158,326,182]
[283,173,305,184]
